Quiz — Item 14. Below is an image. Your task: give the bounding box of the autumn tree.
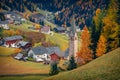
[9,29,15,36]
[102,0,120,51]
[96,35,107,57]
[116,0,120,47]
[77,25,92,64]
[90,9,105,59]
[15,30,20,35]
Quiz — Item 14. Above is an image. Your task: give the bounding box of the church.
[68,15,78,58]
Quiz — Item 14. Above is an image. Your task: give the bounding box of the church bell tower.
[69,15,78,58]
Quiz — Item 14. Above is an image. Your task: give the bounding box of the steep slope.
[44,48,120,80]
[0,0,109,27]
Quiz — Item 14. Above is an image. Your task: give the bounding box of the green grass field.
[0,48,120,80]
[0,56,50,80]
[0,76,48,80]
[9,22,34,32]
[0,46,21,56]
[46,33,68,51]
[44,48,120,80]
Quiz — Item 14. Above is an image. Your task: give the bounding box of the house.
[0,38,4,46]
[0,21,9,30]
[20,18,26,23]
[76,26,81,32]
[28,46,49,62]
[46,47,63,59]
[6,18,14,24]
[4,12,11,19]
[3,35,23,47]
[64,48,69,59]
[14,53,23,60]
[40,26,51,34]
[17,41,32,50]
[29,13,45,24]
[5,12,23,24]
[28,46,63,62]
[53,27,66,33]
[13,17,21,25]
[50,52,60,61]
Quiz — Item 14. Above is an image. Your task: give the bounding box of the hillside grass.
[46,33,68,51]
[9,22,35,32]
[44,48,120,80]
[0,76,47,80]
[0,46,21,56]
[0,56,50,75]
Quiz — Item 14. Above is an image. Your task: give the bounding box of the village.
[0,0,120,80]
[0,11,81,65]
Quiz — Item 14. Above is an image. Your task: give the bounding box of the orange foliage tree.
[9,29,15,36]
[15,48,22,53]
[15,30,20,35]
[77,25,92,64]
[96,35,107,57]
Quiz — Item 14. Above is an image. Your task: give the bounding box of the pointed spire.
[70,15,76,35]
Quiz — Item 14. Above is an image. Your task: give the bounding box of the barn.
[3,35,23,47]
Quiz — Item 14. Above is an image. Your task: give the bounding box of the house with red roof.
[3,35,23,47]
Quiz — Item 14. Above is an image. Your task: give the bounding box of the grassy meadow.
[44,48,120,80]
[46,33,68,51]
[0,48,120,80]
[0,46,21,56]
[0,56,50,75]
[9,22,34,32]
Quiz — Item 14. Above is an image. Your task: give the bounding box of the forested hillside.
[0,0,109,28]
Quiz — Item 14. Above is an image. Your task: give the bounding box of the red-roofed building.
[50,52,60,61]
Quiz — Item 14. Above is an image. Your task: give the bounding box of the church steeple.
[70,15,76,35]
[69,15,78,58]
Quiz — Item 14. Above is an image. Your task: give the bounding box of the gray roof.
[46,47,63,57]
[4,35,23,41]
[17,41,29,46]
[31,46,63,57]
[64,48,69,58]
[31,46,47,55]
[55,27,66,31]
[31,13,45,20]
[14,53,23,59]
[0,20,9,24]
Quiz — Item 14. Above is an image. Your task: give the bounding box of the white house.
[20,18,27,22]
[0,21,9,30]
[28,46,50,62]
[28,46,63,62]
[76,26,81,32]
[14,53,23,60]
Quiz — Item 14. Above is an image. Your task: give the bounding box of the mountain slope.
[44,48,120,80]
[0,0,109,27]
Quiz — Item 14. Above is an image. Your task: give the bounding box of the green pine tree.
[90,9,105,59]
[0,28,3,38]
[67,56,77,70]
[49,62,59,76]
